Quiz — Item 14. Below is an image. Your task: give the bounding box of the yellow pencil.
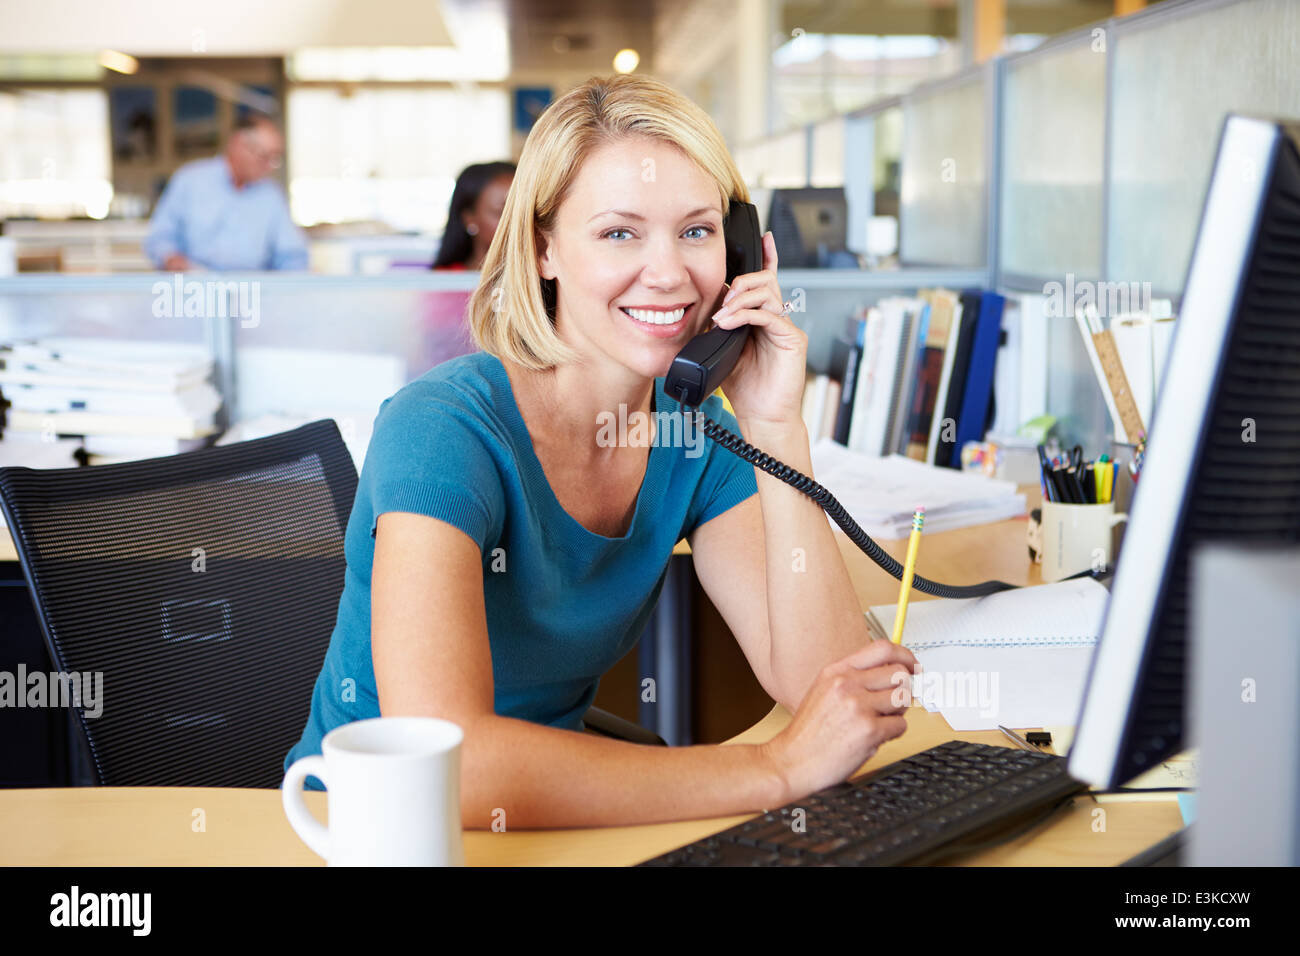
[891,508,926,644]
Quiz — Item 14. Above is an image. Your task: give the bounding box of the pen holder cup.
[1035,501,1128,583]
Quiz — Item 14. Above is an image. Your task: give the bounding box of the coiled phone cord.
[682,396,1021,599]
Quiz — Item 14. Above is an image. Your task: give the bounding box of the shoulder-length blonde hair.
[468,74,750,370]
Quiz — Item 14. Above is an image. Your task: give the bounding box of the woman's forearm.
[738,417,875,708]
[456,713,789,829]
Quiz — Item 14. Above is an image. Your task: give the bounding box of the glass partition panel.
[1108,0,1300,294]
[873,105,904,219]
[4,272,1015,445]
[231,277,479,421]
[899,72,987,267]
[759,129,809,189]
[810,116,846,187]
[0,273,482,437]
[0,275,215,347]
[1001,38,1105,284]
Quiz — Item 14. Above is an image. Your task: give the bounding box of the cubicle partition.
[998,29,1110,453]
[0,271,482,437]
[899,66,993,271]
[1105,0,1300,296]
[741,0,1300,454]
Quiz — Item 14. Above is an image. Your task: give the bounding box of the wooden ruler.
[1092,329,1146,443]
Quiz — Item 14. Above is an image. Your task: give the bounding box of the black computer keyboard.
[639,740,1086,866]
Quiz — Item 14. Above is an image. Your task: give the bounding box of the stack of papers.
[810,437,1026,538]
[0,338,220,460]
[867,578,1107,731]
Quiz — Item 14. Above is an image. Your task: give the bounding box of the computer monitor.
[767,187,849,268]
[1069,114,1300,789]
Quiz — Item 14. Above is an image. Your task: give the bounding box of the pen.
[1065,463,1087,504]
[997,725,1040,753]
[891,508,925,644]
[1036,445,1056,502]
[1054,464,1080,503]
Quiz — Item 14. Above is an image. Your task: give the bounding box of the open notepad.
[866,577,1107,648]
[866,578,1108,731]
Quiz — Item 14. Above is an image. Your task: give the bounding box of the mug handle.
[1110,512,1129,527]
[282,756,330,861]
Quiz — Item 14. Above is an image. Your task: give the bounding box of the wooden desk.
[0,492,1184,866]
[0,705,1182,866]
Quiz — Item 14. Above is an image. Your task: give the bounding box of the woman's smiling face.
[537,135,728,380]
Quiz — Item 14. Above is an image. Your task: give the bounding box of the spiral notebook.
[866,578,1108,730]
[865,577,1107,649]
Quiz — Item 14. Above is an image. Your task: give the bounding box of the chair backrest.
[0,420,357,787]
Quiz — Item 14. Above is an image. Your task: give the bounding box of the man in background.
[145,112,308,271]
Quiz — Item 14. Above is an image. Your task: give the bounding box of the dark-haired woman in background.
[432,161,516,270]
[421,162,517,367]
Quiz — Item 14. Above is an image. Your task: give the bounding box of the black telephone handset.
[658,199,1055,601]
[663,200,763,407]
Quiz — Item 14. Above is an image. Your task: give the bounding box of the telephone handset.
[664,200,762,407]
[660,200,1074,600]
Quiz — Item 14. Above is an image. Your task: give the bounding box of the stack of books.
[800,288,1006,469]
[0,338,220,462]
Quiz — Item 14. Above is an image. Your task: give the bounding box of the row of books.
[801,288,1006,468]
[0,338,221,463]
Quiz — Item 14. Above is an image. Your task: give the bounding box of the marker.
[891,508,925,644]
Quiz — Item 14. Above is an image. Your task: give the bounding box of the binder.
[951,290,1005,469]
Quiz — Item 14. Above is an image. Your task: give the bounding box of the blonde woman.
[285,75,917,828]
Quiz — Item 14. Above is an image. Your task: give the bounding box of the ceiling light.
[613,48,639,74]
[99,50,139,75]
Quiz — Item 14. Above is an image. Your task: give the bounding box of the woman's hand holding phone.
[709,231,808,434]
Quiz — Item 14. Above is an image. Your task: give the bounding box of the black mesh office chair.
[0,420,661,788]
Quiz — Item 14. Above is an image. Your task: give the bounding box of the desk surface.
[0,705,1182,866]
[0,490,1183,866]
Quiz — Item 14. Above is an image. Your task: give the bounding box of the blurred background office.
[2,0,1191,277]
[3,0,1299,756]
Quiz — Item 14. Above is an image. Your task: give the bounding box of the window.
[287,86,509,233]
[0,88,112,219]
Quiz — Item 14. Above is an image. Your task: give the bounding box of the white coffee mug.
[1040,500,1128,582]
[282,716,465,866]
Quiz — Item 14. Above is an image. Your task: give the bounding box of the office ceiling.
[502,0,657,73]
[0,0,455,54]
[0,0,1132,67]
[778,0,1118,38]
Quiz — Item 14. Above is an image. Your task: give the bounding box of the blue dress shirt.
[145,156,308,271]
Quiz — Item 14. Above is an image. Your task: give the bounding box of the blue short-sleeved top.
[284,351,757,776]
